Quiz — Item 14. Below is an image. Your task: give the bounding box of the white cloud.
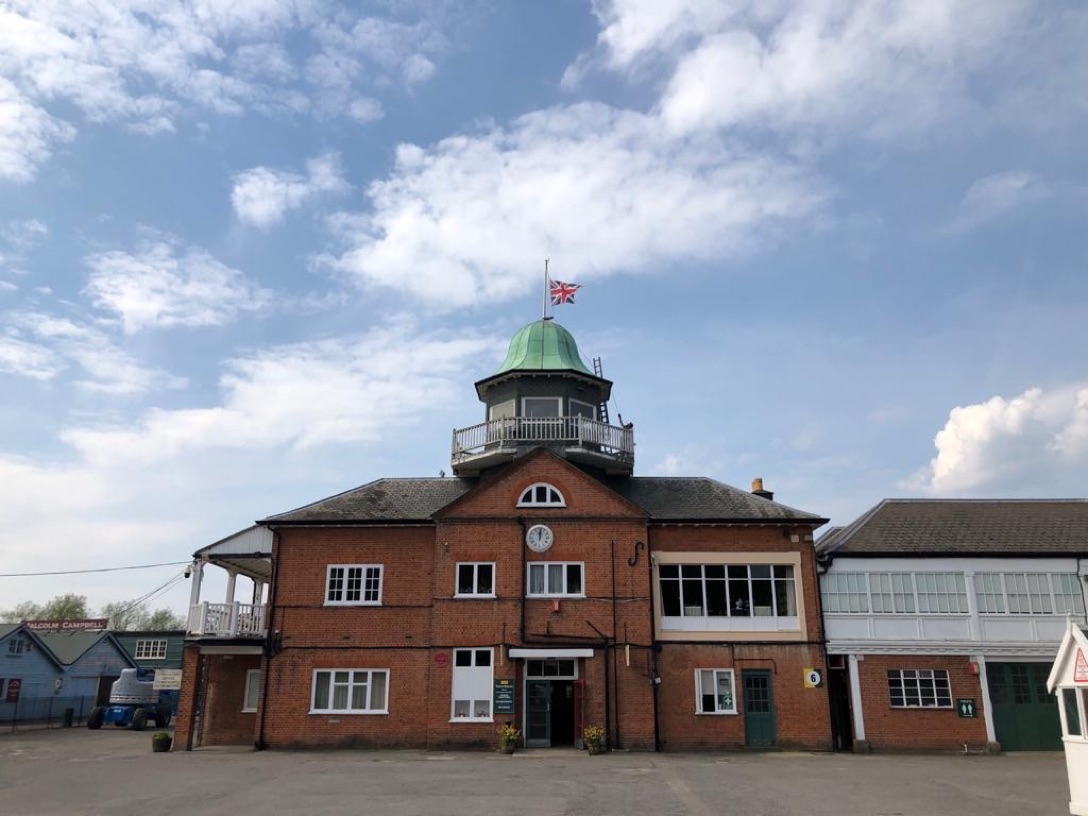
[61,318,495,466]
[231,151,349,228]
[12,312,185,395]
[0,281,16,292]
[579,0,1082,143]
[349,97,384,124]
[0,2,458,176]
[0,77,75,182]
[84,241,273,332]
[2,218,48,244]
[945,171,1052,233]
[911,384,1088,493]
[327,102,822,306]
[0,335,62,380]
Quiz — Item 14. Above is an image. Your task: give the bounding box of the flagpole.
[543,258,549,321]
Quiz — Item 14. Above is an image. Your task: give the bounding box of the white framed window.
[522,397,561,417]
[7,637,28,656]
[887,669,952,708]
[517,483,566,507]
[325,564,383,606]
[243,669,261,712]
[660,564,796,618]
[820,573,870,613]
[311,669,388,714]
[451,648,493,721]
[695,669,736,714]
[527,562,584,597]
[974,572,1085,616]
[569,399,596,421]
[456,563,495,597]
[134,639,168,660]
[821,572,969,615]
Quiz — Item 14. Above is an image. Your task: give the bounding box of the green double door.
[988,662,1062,751]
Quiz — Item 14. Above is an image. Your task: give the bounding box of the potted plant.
[151,731,172,753]
[497,722,520,754]
[583,724,606,755]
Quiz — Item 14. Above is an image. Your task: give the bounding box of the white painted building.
[818,499,1088,752]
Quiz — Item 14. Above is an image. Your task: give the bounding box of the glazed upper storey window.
[658,562,800,633]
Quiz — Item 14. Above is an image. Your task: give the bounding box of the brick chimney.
[751,477,774,501]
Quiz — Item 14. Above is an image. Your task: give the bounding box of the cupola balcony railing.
[452,416,634,465]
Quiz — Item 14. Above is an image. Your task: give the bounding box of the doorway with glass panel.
[524,658,578,748]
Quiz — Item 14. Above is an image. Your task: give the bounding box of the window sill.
[241,708,257,713]
[323,602,383,607]
[454,594,497,600]
[695,711,738,716]
[449,717,494,724]
[527,595,586,600]
[888,706,953,711]
[309,709,389,715]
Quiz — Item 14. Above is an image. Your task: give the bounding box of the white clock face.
[525,524,554,553]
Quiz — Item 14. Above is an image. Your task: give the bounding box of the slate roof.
[818,499,1088,556]
[35,631,123,666]
[608,477,826,523]
[264,475,826,525]
[263,478,477,523]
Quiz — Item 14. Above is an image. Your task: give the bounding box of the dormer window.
[518,483,565,507]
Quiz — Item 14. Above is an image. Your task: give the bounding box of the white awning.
[508,648,594,658]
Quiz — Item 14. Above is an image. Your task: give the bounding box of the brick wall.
[201,654,261,746]
[855,654,988,750]
[246,451,831,751]
[656,643,831,750]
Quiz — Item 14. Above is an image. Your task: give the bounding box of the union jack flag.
[549,278,581,306]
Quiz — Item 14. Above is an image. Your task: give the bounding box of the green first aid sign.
[957,698,977,718]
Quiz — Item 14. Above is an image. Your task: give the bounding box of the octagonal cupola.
[451,318,634,476]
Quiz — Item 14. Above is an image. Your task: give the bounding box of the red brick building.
[176,319,832,751]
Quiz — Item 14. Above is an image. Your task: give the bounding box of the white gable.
[1047,620,1088,692]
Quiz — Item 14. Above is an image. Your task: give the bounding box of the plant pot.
[151,735,172,753]
[587,743,603,755]
[500,741,517,754]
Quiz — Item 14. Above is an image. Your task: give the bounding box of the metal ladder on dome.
[592,357,610,425]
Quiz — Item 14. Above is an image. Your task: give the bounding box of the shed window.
[1063,688,1083,736]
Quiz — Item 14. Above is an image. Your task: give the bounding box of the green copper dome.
[494,319,592,375]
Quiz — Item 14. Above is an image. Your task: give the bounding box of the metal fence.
[0,695,96,731]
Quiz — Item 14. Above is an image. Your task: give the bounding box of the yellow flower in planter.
[497,723,521,743]
[582,724,605,747]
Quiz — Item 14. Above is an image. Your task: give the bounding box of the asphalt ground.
[0,728,1072,816]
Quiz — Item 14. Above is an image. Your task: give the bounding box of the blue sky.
[1,0,1086,617]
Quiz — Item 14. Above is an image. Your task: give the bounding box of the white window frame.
[456,562,496,598]
[820,572,969,615]
[7,637,27,656]
[325,564,383,606]
[974,572,1086,616]
[569,399,596,421]
[695,669,737,715]
[659,564,797,618]
[517,482,566,508]
[887,669,952,709]
[527,562,584,598]
[310,669,389,714]
[134,639,168,660]
[451,648,494,722]
[522,397,562,417]
[242,669,261,713]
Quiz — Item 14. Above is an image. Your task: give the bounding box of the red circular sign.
[434,653,449,666]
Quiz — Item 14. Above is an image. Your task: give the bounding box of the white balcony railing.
[187,601,267,638]
[452,416,634,464]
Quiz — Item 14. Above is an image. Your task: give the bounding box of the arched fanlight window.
[517,483,566,508]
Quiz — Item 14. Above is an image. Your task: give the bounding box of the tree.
[0,594,87,623]
[100,601,185,630]
[42,593,89,620]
